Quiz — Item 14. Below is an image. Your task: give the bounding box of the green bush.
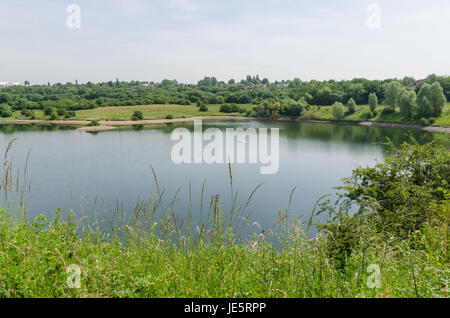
[320,139,450,265]
[0,103,12,118]
[64,111,76,119]
[165,114,174,119]
[381,107,395,116]
[220,103,241,113]
[87,120,100,126]
[57,108,66,116]
[131,110,144,121]
[199,105,209,112]
[419,117,430,126]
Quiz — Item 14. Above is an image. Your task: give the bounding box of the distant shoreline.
[0,116,449,134]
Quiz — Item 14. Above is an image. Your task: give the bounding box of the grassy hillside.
[10,104,252,121]
[301,103,450,126]
[2,102,449,127]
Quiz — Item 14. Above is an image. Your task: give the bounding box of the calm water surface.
[0,120,448,238]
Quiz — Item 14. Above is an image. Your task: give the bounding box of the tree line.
[0,74,448,120]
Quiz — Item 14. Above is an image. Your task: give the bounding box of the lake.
[0,120,448,239]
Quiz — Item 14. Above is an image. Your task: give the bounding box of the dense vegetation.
[0,74,448,124]
[0,139,448,297]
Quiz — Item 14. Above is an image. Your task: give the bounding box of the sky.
[1,0,449,84]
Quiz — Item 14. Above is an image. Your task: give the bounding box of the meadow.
[6,103,450,127]
[300,103,450,126]
[11,104,250,121]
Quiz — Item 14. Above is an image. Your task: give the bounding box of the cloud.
[165,0,198,12]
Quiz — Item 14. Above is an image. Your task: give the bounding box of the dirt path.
[0,117,449,133]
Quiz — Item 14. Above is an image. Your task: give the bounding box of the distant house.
[411,79,425,87]
[275,80,289,87]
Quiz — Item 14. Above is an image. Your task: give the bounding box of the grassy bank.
[4,103,449,127]
[300,103,450,126]
[0,140,448,298]
[9,104,252,121]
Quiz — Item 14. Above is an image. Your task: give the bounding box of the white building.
[0,81,21,88]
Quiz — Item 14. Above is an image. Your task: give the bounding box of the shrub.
[419,117,430,126]
[131,110,144,121]
[43,106,56,116]
[57,108,66,117]
[220,103,240,113]
[21,109,33,118]
[165,114,174,119]
[0,104,13,118]
[64,111,76,119]
[321,139,450,265]
[199,105,209,112]
[362,110,373,120]
[381,107,395,116]
[87,120,100,126]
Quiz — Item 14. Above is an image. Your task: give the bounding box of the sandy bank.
[0,117,448,134]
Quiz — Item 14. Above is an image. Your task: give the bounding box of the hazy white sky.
[1,0,449,84]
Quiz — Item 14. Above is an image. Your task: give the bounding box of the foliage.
[383,81,402,111]
[368,92,378,113]
[347,98,356,113]
[332,102,345,119]
[0,140,448,297]
[87,120,100,127]
[417,82,447,118]
[131,110,144,121]
[398,90,417,119]
[0,75,447,114]
[0,103,12,117]
[320,138,450,267]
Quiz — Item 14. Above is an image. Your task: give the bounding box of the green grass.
[5,103,450,127]
[10,104,252,121]
[301,103,450,126]
[0,203,447,298]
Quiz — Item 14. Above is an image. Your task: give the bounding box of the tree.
[430,82,447,116]
[332,102,345,119]
[417,95,434,119]
[43,106,56,116]
[398,90,417,119]
[280,99,305,116]
[346,98,356,113]
[0,103,12,117]
[368,92,378,113]
[0,93,11,104]
[417,82,447,118]
[384,81,402,110]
